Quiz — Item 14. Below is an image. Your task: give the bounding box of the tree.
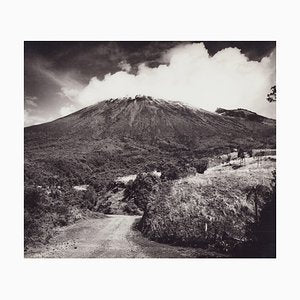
[267,85,276,102]
[237,147,245,166]
[124,173,160,211]
[83,187,97,209]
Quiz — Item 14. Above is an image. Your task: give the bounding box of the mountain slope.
[215,107,275,125]
[24,96,275,185]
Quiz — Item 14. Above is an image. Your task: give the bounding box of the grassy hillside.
[138,156,276,255]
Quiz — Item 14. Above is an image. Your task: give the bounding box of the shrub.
[124,173,160,211]
[24,185,50,246]
[247,149,253,157]
[185,166,197,176]
[226,154,231,163]
[238,147,245,159]
[83,187,98,209]
[144,162,158,172]
[194,158,209,174]
[24,186,43,210]
[24,210,46,246]
[160,164,181,181]
[24,184,90,248]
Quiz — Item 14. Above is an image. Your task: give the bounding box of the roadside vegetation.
[24,148,276,257]
[24,184,103,249]
[24,156,209,248]
[135,156,276,256]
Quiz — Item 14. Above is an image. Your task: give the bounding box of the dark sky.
[25,41,275,83]
[24,41,276,126]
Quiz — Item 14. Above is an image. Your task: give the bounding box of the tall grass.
[138,160,275,253]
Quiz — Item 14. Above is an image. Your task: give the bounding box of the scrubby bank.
[24,184,102,249]
[137,169,275,255]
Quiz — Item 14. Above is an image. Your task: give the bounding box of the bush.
[24,185,50,246]
[124,173,160,211]
[144,162,158,172]
[247,149,253,157]
[226,154,231,163]
[83,187,98,209]
[194,158,208,174]
[24,210,46,246]
[160,164,181,181]
[238,147,245,159]
[24,184,90,248]
[185,166,197,176]
[24,186,43,210]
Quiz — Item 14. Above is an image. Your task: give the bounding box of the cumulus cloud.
[24,42,276,126]
[59,87,81,102]
[118,60,131,72]
[67,43,275,118]
[24,109,54,127]
[59,104,76,117]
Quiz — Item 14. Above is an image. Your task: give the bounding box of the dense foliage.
[24,184,99,248]
[124,173,160,211]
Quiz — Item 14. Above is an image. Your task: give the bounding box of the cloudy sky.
[24,41,276,127]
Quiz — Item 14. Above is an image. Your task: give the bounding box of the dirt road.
[25,215,225,258]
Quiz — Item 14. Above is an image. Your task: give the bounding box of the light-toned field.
[185,155,276,187]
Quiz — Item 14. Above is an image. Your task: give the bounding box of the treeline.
[24,134,275,188]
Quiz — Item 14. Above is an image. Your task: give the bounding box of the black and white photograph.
[2,1,300,299]
[24,41,276,258]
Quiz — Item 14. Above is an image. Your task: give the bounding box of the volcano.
[24,96,275,185]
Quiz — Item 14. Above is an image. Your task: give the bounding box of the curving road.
[25,215,225,258]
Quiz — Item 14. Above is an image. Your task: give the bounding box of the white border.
[1,0,299,299]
